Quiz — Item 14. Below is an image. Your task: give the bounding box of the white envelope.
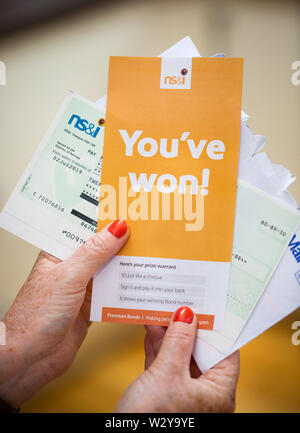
[194,119,300,371]
[194,230,300,371]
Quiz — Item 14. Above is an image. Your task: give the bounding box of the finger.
[190,355,202,379]
[200,350,240,389]
[38,250,62,265]
[144,333,156,369]
[80,278,94,326]
[30,251,61,273]
[144,325,167,356]
[152,306,197,377]
[146,325,200,377]
[198,351,240,412]
[56,219,129,287]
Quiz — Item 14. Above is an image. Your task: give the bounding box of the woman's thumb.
[58,219,129,286]
[153,306,197,375]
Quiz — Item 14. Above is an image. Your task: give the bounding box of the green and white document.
[0,93,105,259]
[198,179,300,353]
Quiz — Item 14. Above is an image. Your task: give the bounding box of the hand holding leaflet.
[0,36,298,366]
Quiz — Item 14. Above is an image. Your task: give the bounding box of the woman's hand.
[0,219,129,409]
[116,307,240,413]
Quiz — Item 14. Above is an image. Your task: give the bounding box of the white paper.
[194,225,300,372]
[196,179,300,353]
[0,93,105,259]
[193,115,300,371]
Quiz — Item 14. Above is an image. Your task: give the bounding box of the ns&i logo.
[164,75,186,85]
[68,114,101,138]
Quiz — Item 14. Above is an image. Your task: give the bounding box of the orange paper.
[98,57,243,262]
[92,56,243,329]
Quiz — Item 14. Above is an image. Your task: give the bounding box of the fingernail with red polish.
[108,219,128,238]
[173,306,194,324]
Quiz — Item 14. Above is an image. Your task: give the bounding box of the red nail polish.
[108,219,128,238]
[173,306,194,324]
